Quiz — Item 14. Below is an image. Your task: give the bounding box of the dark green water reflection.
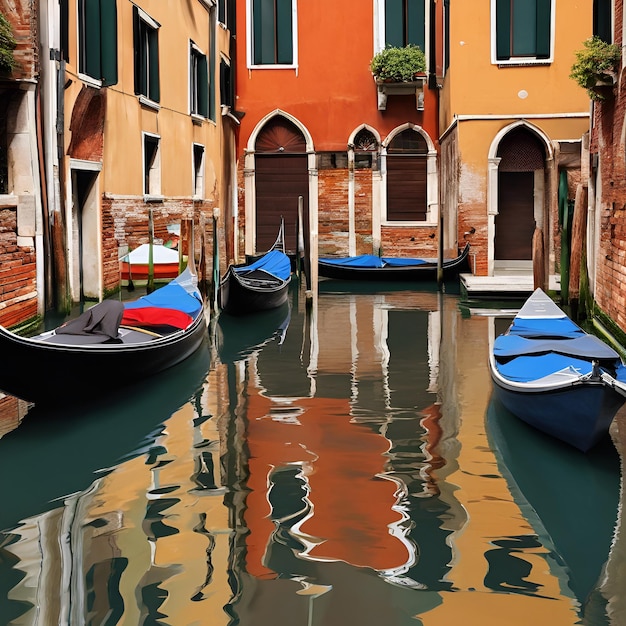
[0,285,621,626]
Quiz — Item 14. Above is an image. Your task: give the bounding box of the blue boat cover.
[124,280,203,317]
[495,353,595,382]
[494,334,620,360]
[508,316,585,338]
[319,254,428,268]
[234,250,291,280]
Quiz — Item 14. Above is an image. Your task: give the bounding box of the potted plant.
[569,36,621,101]
[0,11,16,75]
[370,44,426,83]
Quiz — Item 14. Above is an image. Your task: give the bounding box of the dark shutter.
[407,0,426,51]
[594,0,612,42]
[133,7,142,95]
[535,0,551,58]
[385,0,404,47]
[100,0,118,85]
[60,0,69,62]
[148,28,160,102]
[495,0,511,60]
[84,0,101,79]
[276,0,293,64]
[198,54,208,117]
[386,155,427,221]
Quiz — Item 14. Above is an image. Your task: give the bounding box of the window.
[193,144,205,197]
[77,0,117,84]
[386,129,428,222]
[143,134,161,197]
[249,0,295,66]
[382,0,426,50]
[493,0,552,63]
[594,0,612,43]
[190,42,208,117]
[133,7,160,103]
[218,0,229,27]
[220,57,234,109]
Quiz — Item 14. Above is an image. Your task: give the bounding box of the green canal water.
[0,282,622,625]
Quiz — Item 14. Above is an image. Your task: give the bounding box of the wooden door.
[495,171,534,260]
[255,154,308,252]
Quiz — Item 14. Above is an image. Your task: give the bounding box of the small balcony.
[375,75,427,111]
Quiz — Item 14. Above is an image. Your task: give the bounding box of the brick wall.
[318,169,349,256]
[2,0,38,81]
[104,197,219,293]
[590,0,626,331]
[0,204,37,327]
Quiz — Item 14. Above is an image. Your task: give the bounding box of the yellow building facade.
[439,0,592,281]
[57,0,235,302]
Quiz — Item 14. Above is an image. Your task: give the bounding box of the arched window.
[387,129,428,221]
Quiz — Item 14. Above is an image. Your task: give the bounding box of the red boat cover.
[121,306,193,330]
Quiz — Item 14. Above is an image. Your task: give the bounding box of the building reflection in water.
[0,283,621,625]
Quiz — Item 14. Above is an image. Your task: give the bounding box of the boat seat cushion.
[121,306,193,330]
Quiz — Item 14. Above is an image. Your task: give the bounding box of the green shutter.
[133,7,141,95]
[276,0,293,64]
[148,28,160,102]
[100,0,117,85]
[535,0,551,58]
[198,54,208,117]
[85,0,101,79]
[495,0,511,60]
[594,0,612,42]
[385,0,404,47]
[209,19,216,120]
[407,0,425,51]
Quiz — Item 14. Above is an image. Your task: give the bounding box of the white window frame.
[246,0,299,69]
[142,132,162,201]
[490,0,555,66]
[192,143,205,199]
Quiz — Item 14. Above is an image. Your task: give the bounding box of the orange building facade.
[232,0,448,282]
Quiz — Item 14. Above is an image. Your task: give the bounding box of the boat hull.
[0,310,207,405]
[120,261,181,281]
[491,379,624,452]
[318,244,470,281]
[219,268,290,316]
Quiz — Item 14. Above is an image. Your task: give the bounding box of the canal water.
[0,281,623,625]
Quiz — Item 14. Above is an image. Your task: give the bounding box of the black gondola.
[0,267,207,405]
[218,222,292,316]
[318,243,470,282]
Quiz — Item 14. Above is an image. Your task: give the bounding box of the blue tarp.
[494,334,620,360]
[124,280,203,317]
[234,250,291,280]
[319,255,428,268]
[495,353,595,382]
[508,316,585,338]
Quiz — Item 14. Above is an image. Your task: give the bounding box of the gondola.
[318,243,470,281]
[120,243,184,283]
[0,267,207,405]
[218,222,292,316]
[489,287,626,451]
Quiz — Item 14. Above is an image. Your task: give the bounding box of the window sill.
[191,113,205,126]
[77,73,102,89]
[138,96,161,111]
[144,195,164,203]
[496,59,552,68]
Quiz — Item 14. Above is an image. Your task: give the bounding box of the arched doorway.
[495,128,546,266]
[254,117,309,254]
